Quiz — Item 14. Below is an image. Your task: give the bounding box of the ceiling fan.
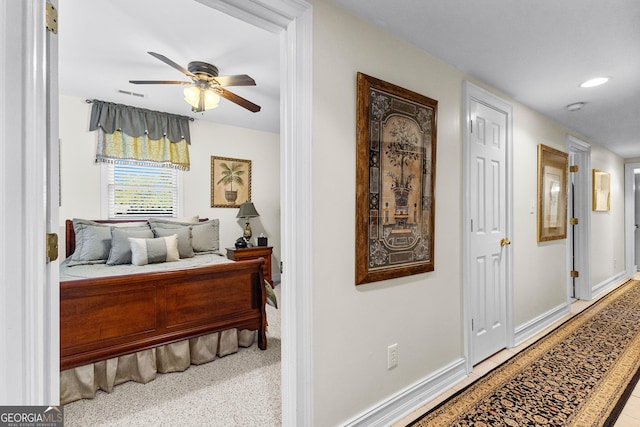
[129,52,261,114]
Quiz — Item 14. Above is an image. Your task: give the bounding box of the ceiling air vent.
[117,89,146,98]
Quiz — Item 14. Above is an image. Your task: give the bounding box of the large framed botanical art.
[537,144,568,242]
[211,156,251,208]
[355,73,438,285]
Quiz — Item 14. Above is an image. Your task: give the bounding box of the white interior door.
[469,99,509,364]
[566,136,591,301]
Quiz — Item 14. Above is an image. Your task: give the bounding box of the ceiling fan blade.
[129,80,192,85]
[147,52,194,77]
[212,74,256,87]
[218,88,261,113]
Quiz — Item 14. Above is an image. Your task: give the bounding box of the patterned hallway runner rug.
[408,280,640,426]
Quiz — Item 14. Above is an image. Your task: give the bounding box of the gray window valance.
[89,100,191,144]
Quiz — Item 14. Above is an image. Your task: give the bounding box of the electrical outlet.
[387,343,398,370]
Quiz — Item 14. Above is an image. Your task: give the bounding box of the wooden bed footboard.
[61,259,267,370]
[60,219,267,371]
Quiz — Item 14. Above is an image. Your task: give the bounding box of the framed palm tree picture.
[211,156,251,208]
[355,73,438,285]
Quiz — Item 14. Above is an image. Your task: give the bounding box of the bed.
[60,218,268,404]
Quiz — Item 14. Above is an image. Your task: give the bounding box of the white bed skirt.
[60,328,256,405]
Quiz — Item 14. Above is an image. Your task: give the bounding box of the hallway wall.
[310,1,627,425]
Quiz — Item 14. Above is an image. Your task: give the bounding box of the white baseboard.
[592,271,629,298]
[514,302,569,346]
[343,358,467,427]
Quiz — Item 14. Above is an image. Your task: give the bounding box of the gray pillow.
[152,226,194,258]
[149,219,220,253]
[69,219,112,265]
[107,227,154,265]
[191,220,220,253]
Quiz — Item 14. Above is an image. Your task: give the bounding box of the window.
[103,163,182,219]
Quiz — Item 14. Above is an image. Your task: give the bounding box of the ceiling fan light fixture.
[579,77,610,88]
[203,88,220,109]
[183,85,220,111]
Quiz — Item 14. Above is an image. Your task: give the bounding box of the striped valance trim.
[95,129,190,170]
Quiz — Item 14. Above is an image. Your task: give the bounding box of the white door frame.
[624,162,640,277]
[3,0,314,421]
[462,81,514,372]
[191,1,314,425]
[0,0,59,404]
[566,136,592,300]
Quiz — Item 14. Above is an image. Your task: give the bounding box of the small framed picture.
[537,144,568,242]
[211,156,251,208]
[592,169,611,211]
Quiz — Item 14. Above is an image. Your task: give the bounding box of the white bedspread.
[60,252,232,281]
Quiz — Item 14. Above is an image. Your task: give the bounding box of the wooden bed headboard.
[65,218,209,258]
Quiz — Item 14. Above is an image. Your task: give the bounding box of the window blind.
[107,163,179,218]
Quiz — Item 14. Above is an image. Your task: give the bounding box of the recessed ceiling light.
[566,102,585,112]
[579,77,610,88]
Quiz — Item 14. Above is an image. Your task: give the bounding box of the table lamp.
[236,201,260,246]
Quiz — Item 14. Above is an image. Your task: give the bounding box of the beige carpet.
[63,285,281,427]
[408,280,640,426]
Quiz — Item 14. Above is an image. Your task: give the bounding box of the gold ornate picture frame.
[592,169,611,211]
[537,144,568,242]
[355,73,437,285]
[211,156,251,208]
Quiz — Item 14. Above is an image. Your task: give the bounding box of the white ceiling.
[333,0,640,159]
[59,0,280,133]
[61,1,640,158]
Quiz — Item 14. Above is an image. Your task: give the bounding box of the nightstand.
[226,246,273,285]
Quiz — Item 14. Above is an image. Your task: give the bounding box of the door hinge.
[46,233,58,263]
[471,318,474,331]
[569,165,579,173]
[470,119,473,133]
[570,217,579,225]
[46,2,58,34]
[570,270,579,278]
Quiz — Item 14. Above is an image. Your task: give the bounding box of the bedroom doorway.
[48,0,312,424]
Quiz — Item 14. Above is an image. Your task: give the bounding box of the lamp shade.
[236,201,260,218]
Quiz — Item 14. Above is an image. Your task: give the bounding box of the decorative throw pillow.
[190,219,220,253]
[128,235,180,266]
[107,227,154,265]
[148,218,220,254]
[69,219,112,265]
[152,226,194,259]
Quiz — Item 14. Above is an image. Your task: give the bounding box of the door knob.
[500,237,511,247]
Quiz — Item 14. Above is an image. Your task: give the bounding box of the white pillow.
[128,235,180,266]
